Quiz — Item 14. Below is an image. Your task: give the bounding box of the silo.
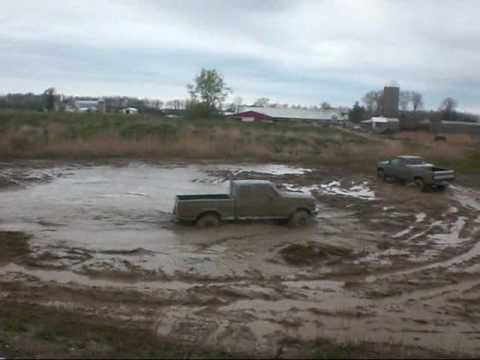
[383,86,399,118]
[97,99,106,113]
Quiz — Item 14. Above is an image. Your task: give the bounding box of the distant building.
[234,106,346,124]
[120,107,138,115]
[234,110,274,123]
[74,99,105,113]
[440,120,480,138]
[361,116,400,133]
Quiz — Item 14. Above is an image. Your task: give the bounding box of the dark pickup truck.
[174,180,316,227]
[377,155,455,191]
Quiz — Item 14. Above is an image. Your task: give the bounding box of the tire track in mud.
[2,162,480,357]
[333,185,480,278]
[196,230,282,251]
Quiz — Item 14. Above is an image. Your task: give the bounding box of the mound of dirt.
[0,231,31,263]
[280,242,352,266]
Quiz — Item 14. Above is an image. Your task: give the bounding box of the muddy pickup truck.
[174,180,316,227]
[377,155,455,191]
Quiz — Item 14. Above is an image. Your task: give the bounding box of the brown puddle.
[1,161,480,357]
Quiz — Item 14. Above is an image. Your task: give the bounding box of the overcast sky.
[2,0,480,112]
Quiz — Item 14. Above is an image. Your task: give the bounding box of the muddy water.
[1,161,480,357]
[0,163,340,280]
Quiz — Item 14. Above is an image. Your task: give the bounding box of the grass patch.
[0,301,235,358]
[435,149,480,173]
[312,342,355,359]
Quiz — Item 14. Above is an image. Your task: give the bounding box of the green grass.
[436,149,480,173]
[313,343,354,359]
[0,301,235,358]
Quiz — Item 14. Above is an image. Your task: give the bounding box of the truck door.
[235,184,276,219]
[383,159,394,177]
[387,159,405,179]
[398,158,413,180]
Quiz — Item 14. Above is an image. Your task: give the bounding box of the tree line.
[349,88,476,125]
[1,69,477,124]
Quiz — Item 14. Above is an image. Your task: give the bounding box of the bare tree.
[362,90,383,114]
[233,96,243,113]
[399,91,411,111]
[439,97,458,121]
[362,91,376,113]
[411,92,423,112]
[439,97,457,113]
[253,97,270,107]
[173,99,185,110]
[321,102,331,110]
[43,87,56,111]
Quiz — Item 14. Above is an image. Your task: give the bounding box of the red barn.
[234,111,273,123]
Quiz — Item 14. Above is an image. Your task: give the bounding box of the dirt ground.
[0,160,479,358]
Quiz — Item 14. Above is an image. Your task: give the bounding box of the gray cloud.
[1,0,480,112]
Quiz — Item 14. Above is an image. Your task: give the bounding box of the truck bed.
[174,194,234,221]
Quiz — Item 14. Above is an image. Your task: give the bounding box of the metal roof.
[237,106,345,121]
[442,121,480,126]
[361,116,399,124]
[397,155,423,159]
[75,100,99,107]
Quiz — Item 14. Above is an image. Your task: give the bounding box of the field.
[1,110,480,358]
[1,110,479,172]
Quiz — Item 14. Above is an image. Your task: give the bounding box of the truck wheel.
[196,213,220,228]
[377,168,386,181]
[289,210,311,227]
[415,178,426,192]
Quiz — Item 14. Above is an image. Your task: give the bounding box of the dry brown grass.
[1,115,478,173]
[396,131,474,146]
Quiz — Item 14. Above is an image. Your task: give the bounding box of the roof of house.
[235,110,272,118]
[361,116,399,124]
[236,106,345,121]
[398,155,423,159]
[75,100,99,107]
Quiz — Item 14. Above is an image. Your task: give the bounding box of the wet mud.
[0,160,479,357]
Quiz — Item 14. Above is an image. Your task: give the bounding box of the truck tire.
[289,210,311,227]
[196,213,220,228]
[377,168,386,181]
[436,184,448,192]
[415,177,426,192]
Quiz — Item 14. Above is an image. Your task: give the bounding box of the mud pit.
[1,160,480,357]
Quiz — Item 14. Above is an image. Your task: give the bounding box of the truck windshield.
[404,158,427,165]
